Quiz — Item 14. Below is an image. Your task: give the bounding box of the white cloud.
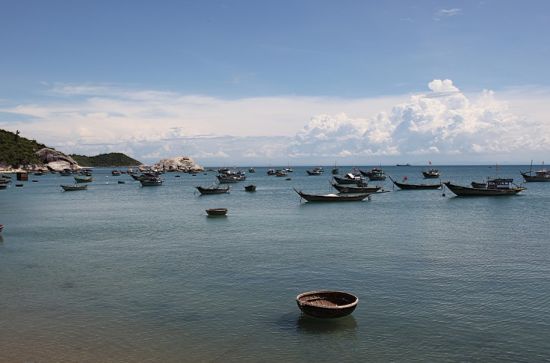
[1,80,549,165]
[435,8,462,20]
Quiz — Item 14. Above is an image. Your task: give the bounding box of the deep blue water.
[1,165,549,362]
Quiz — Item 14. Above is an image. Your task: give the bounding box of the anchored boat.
[294,189,369,202]
[296,291,358,319]
[444,179,525,196]
[196,185,230,195]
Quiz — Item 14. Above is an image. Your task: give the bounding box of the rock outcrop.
[153,156,203,172]
[36,148,80,171]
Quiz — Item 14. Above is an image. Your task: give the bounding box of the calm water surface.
[1,165,549,362]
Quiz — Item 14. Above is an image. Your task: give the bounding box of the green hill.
[70,153,142,167]
[0,129,46,167]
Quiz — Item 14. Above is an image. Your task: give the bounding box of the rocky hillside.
[70,153,142,167]
[0,129,46,167]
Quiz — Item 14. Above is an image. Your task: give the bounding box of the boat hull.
[295,189,369,202]
[196,186,230,195]
[332,183,381,193]
[206,208,228,216]
[444,182,524,196]
[392,179,441,190]
[521,172,550,182]
[296,291,358,319]
[61,184,88,191]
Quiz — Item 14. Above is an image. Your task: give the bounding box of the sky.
[1,0,550,165]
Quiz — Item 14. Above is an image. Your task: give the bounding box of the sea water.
[1,165,549,362]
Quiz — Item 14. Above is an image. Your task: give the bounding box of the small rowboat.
[196,185,230,195]
[0,224,4,233]
[296,291,358,319]
[118,180,125,184]
[206,208,228,216]
[61,184,88,191]
[244,184,256,192]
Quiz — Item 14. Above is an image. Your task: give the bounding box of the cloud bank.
[0,80,548,165]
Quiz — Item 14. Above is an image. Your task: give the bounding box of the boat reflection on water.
[296,314,358,334]
[275,312,358,335]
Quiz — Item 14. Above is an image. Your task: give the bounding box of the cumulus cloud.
[0,80,549,164]
[289,79,549,163]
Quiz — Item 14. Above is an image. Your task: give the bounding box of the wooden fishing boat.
[216,174,246,183]
[61,184,88,191]
[140,177,163,186]
[444,181,525,196]
[520,161,550,182]
[332,183,381,193]
[296,291,358,319]
[206,208,228,216]
[74,175,93,183]
[267,169,276,176]
[306,167,324,176]
[196,185,230,195]
[521,170,550,182]
[275,169,288,177]
[333,173,365,185]
[390,177,441,190]
[244,184,256,192]
[294,189,369,202]
[112,170,121,176]
[359,167,386,181]
[422,169,440,178]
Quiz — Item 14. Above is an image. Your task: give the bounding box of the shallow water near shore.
[1,165,549,362]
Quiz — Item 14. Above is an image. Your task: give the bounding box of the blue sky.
[1,1,550,164]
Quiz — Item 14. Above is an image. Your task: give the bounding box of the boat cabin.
[487,178,514,189]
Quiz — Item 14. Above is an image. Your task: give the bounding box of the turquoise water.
[1,166,549,362]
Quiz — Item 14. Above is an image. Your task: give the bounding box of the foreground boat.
[196,185,230,195]
[206,208,228,216]
[61,184,88,191]
[244,184,256,192]
[294,189,369,202]
[390,177,441,190]
[444,180,525,196]
[296,291,358,319]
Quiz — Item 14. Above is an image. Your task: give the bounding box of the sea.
[1,165,549,362]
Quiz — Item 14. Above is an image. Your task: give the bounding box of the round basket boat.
[206,208,228,216]
[296,290,358,319]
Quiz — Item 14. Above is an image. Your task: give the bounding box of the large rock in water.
[36,148,80,171]
[153,156,203,172]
